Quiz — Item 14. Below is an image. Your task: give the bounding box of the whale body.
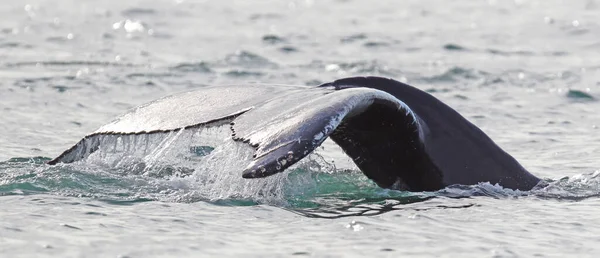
[48,76,541,191]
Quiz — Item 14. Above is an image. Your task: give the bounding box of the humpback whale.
[48,76,541,191]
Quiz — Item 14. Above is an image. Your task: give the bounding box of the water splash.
[533,170,600,200]
[1,126,355,206]
[2,126,600,216]
[69,126,296,204]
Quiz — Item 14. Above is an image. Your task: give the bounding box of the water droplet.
[325,64,340,72]
[75,68,89,78]
[572,20,580,27]
[112,21,123,30]
[123,19,145,33]
[345,220,364,232]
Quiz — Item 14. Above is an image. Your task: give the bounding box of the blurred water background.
[2,0,600,257]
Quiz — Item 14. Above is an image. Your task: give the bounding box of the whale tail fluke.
[48,77,541,191]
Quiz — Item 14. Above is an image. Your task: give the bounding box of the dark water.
[2,0,600,257]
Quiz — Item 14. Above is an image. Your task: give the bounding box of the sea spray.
[61,126,301,204]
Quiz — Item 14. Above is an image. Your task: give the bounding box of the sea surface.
[2,0,600,257]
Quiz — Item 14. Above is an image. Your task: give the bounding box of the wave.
[1,127,598,217]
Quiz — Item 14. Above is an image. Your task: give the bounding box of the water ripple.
[418,67,488,83]
[304,60,400,76]
[121,8,157,16]
[0,42,33,49]
[566,89,596,101]
[220,50,278,69]
[223,70,265,77]
[262,34,286,45]
[340,33,368,44]
[170,62,213,73]
[5,61,138,68]
[443,43,468,51]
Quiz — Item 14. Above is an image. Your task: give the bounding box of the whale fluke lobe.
[235,86,442,191]
[322,77,540,190]
[49,76,541,191]
[327,99,444,190]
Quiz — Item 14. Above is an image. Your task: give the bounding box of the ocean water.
[2,0,600,257]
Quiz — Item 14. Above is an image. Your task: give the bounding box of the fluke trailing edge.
[48,76,541,191]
